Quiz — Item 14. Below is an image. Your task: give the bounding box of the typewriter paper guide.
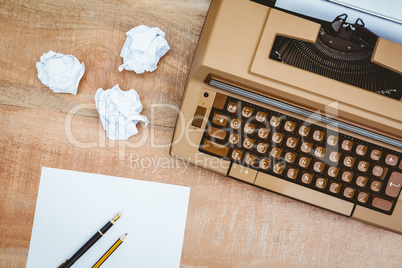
[198,0,402,139]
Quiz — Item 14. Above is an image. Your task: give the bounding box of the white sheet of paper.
[275,0,402,44]
[26,167,190,268]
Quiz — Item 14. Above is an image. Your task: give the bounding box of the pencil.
[92,234,127,268]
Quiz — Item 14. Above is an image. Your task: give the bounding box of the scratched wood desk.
[0,1,401,267]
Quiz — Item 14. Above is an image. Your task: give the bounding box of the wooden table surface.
[1,1,402,267]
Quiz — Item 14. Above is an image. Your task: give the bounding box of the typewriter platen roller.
[270,14,402,100]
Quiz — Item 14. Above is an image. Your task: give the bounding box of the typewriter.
[170,0,402,233]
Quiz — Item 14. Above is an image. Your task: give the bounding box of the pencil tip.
[121,234,127,241]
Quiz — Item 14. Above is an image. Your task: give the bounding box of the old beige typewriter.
[170,0,402,233]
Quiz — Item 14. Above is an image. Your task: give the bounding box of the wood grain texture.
[0,0,210,127]
[1,105,402,267]
[1,1,402,268]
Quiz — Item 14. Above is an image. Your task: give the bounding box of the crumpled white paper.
[36,50,85,95]
[95,84,149,140]
[118,25,170,74]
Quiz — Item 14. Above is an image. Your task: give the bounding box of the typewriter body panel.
[171,0,402,233]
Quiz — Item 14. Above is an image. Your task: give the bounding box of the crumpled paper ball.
[118,25,170,74]
[94,84,149,140]
[36,50,85,95]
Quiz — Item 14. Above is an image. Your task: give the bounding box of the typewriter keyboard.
[199,96,402,215]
